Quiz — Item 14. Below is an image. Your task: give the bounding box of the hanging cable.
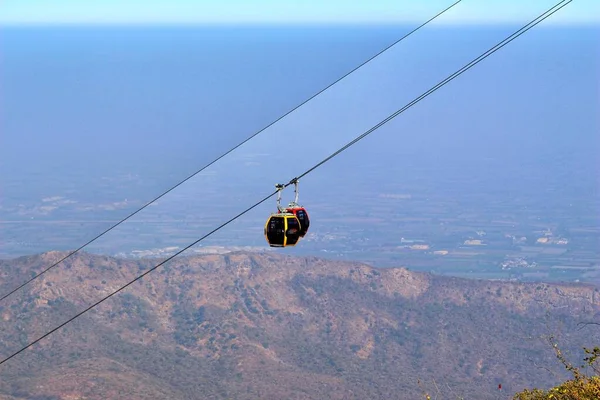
[0,0,571,368]
[0,0,462,305]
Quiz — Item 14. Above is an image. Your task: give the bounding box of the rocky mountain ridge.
[0,251,598,399]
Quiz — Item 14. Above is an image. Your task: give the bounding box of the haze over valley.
[0,4,599,398]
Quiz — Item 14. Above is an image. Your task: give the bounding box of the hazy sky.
[0,0,598,25]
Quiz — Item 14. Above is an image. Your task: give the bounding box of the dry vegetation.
[512,337,600,400]
[0,251,598,399]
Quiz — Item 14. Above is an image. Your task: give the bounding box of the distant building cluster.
[114,245,272,259]
[505,234,527,245]
[504,230,569,246]
[464,239,485,246]
[399,238,432,251]
[532,229,569,244]
[500,257,537,270]
[536,237,569,245]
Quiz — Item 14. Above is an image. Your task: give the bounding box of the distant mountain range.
[0,251,598,399]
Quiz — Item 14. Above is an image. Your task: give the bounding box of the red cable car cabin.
[283,205,310,238]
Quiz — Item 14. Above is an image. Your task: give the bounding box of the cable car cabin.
[283,206,310,237]
[264,213,301,247]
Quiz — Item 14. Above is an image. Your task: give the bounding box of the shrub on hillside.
[513,337,600,400]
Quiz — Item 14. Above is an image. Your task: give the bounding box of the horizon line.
[0,20,597,28]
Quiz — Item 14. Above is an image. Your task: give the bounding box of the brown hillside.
[0,251,598,399]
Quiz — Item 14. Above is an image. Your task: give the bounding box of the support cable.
[0,0,571,368]
[0,0,462,304]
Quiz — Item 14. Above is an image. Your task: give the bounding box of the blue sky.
[0,0,598,25]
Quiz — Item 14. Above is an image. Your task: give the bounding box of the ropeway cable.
[0,0,463,304]
[0,0,572,368]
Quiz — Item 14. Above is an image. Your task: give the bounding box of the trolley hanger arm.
[275,183,285,212]
[275,179,300,208]
[293,179,299,205]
